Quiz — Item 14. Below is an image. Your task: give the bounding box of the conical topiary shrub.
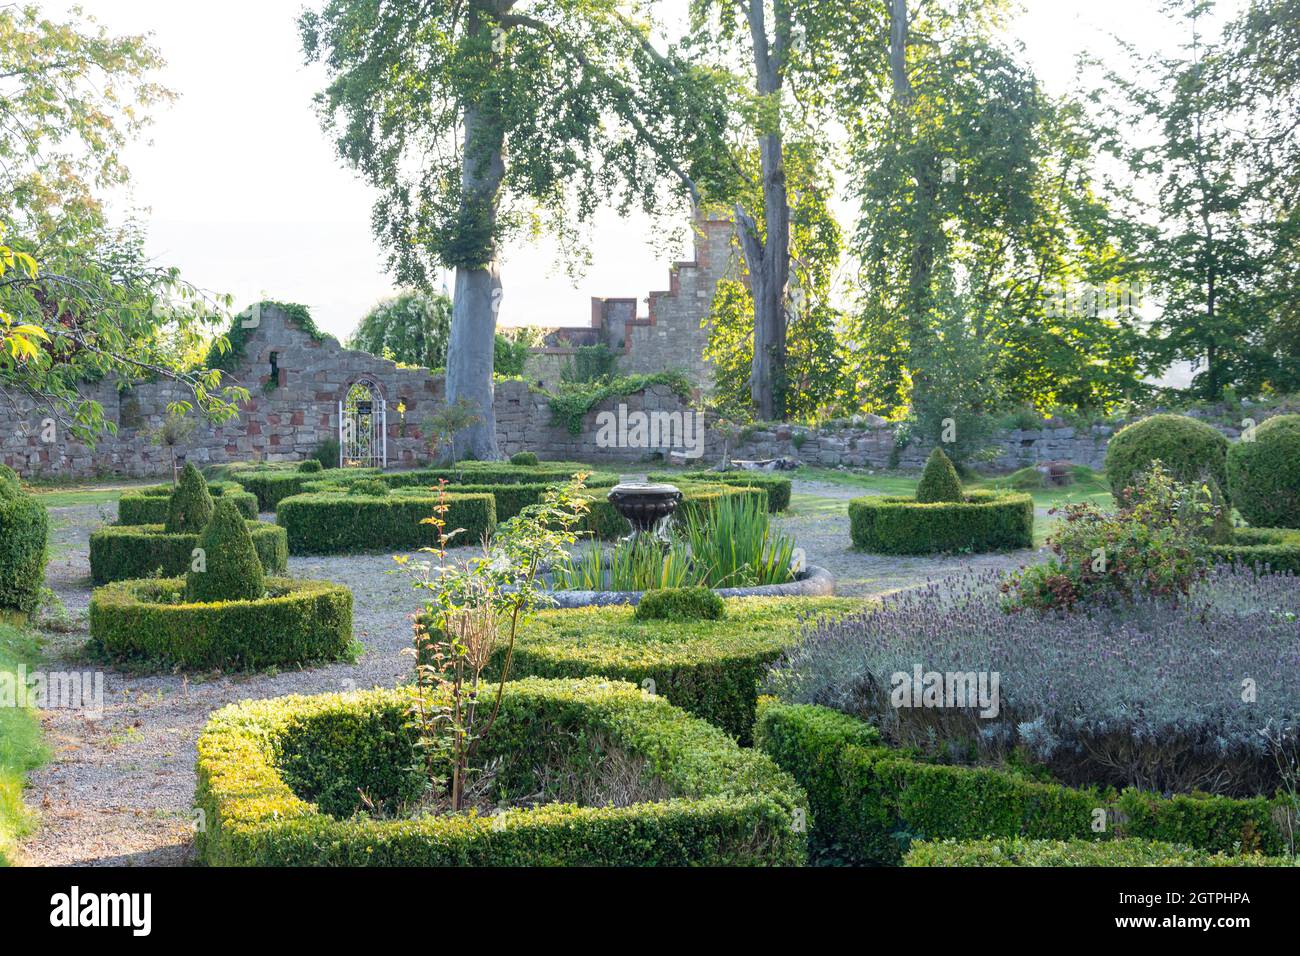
[165,462,215,533]
[186,499,266,603]
[916,448,965,503]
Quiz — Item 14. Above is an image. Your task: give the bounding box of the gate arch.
[339,379,387,468]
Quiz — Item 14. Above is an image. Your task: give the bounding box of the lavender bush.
[765,564,1300,796]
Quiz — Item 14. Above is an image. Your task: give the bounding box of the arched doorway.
[339,379,387,468]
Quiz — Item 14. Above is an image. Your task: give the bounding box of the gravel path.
[17,479,1043,866]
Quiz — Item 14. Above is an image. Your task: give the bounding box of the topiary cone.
[165,462,215,533]
[916,447,965,503]
[186,499,266,603]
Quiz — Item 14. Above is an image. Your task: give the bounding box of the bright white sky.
[42,0,1237,343]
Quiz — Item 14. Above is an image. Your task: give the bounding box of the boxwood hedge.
[195,677,808,866]
[89,576,353,669]
[903,837,1295,867]
[89,521,288,585]
[649,471,792,512]
[0,468,47,616]
[1104,413,1229,500]
[1210,527,1300,574]
[1226,414,1300,529]
[755,699,1294,865]
[492,597,861,743]
[848,490,1034,554]
[118,482,259,524]
[276,491,496,554]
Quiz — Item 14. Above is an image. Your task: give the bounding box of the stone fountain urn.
[607,482,683,542]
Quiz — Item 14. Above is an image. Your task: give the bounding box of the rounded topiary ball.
[510,451,539,466]
[633,586,725,622]
[165,462,215,533]
[1227,414,1300,529]
[186,499,266,603]
[915,447,964,503]
[298,459,323,473]
[1104,414,1228,501]
[0,466,47,616]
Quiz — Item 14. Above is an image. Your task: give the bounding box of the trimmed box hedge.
[1210,527,1300,574]
[311,461,607,491]
[195,677,808,866]
[89,520,288,585]
[649,471,792,512]
[90,576,353,670]
[755,699,1294,865]
[0,468,47,616]
[118,482,259,524]
[848,490,1034,554]
[492,597,861,743]
[276,490,496,554]
[583,482,768,540]
[903,837,1295,867]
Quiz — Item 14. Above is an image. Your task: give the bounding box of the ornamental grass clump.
[165,462,214,533]
[186,499,266,603]
[766,564,1300,797]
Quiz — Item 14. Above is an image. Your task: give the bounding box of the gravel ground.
[17,480,1043,867]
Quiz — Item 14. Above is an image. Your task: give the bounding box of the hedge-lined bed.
[118,482,259,524]
[195,677,808,866]
[582,482,768,540]
[276,491,496,554]
[491,597,860,743]
[848,490,1034,554]
[313,461,609,489]
[299,475,622,523]
[89,521,288,585]
[904,837,1295,867]
[1210,527,1300,574]
[89,576,353,670]
[649,471,792,512]
[0,467,47,617]
[755,699,1294,864]
[235,468,381,511]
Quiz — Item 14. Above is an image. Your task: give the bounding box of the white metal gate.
[338,380,387,468]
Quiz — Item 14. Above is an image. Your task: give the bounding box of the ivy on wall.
[205,301,333,372]
[547,371,695,435]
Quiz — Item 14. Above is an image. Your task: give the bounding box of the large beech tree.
[302,0,726,459]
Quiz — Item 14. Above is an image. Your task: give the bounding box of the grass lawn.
[0,623,48,866]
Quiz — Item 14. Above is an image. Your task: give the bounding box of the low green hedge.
[583,482,768,540]
[195,677,808,866]
[311,461,604,491]
[0,469,47,616]
[755,699,1294,865]
[649,471,792,512]
[276,491,496,554]
[494,597,860,744]
[848,490,1034,554]
[1210,527,1300,574]
[89,521,288,585]
[89,576,353,670]
[903,837,1295,867]
[235,470,364,511]
[118,482,259,524]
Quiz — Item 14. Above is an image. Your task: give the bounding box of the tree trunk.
[737,0,791,423]
[444,93,506,461]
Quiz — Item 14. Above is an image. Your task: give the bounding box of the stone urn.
[607,482,683,540]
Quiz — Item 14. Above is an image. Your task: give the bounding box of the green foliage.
[205,301,330,372]
[560,344,620,385]
[548,372,694,435]
[233,470,332,512]
[298,459,323,474]
[904,838,1294,867]
[493,329,538,378]
[633,587,726,622]
[186,500,266,603]
[1104,414,1229,500]
[195,678,807,866]
[495,597,860,743]
[1227,414,1300,528]
[275,492,496,555]
[118,482,257,525]
[88,521,287,586]
[311,438,340,470]
[508,452,538,466]
[755,699,1292,865]
[346,479,389,497]
[650,471,791,512]
[0,624,48,864]
[1210,527,1300,575]
[0,469,47,615]
[680,492,796,587]
[163,463,214,534]
[1003,464,1226,611]
[424,397,483,467]
[348,290,450,368]
[848,491,1034,555]
[915,448,964,503]
[89,577,353,670]
[581,483,767,541]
